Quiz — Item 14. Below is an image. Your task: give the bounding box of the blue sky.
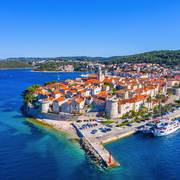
[0,0,180,59]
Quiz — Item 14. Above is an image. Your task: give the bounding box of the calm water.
[0,69,180,180]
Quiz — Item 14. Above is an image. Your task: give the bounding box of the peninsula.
[21,62,180,167]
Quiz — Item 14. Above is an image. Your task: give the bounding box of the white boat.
[80,74,89,78]
[143,125,154,134]
[142,121,155,134]
[153,120,180,136]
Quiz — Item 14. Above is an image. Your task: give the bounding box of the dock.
[73,123,120,167]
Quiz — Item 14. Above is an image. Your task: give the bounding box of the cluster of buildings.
[57,65,74,71]
[31,63,180,119]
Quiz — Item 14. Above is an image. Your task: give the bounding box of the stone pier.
[73,123,120,168]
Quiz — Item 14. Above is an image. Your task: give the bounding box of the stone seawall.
[22,104,79,121]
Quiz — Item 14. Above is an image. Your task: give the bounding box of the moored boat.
[143,125,154,134]
[80,74,89,78]
[142,121,156,134]
[153,120,180,136]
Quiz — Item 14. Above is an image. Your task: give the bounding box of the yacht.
[153,120,180,136]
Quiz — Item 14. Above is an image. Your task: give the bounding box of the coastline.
[0,68,33,70]
[31,70,91,73]
[26,116,79,138]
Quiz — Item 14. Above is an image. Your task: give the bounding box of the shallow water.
[0,69,180,180]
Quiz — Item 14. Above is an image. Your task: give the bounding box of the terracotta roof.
[168,78,177,81]
[102,85,107,87]
[66,101,72,104]
[76,98,84,104]
[71,90,77,94]
[153,100,159,104]
[53,91,60,94]
[50,97,55,100]
[88,74,97,78]
[118,98,134,104]
[63,87,71,91]
[42,92,51,96]
[56,97,65,102]
[35,90,43,94]
[79,90,86,93]
[93,98,105,103]
[97,91,109,98]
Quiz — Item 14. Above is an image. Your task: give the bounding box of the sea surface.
[0,69,180,180]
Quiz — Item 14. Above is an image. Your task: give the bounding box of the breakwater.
[73,123,120,168]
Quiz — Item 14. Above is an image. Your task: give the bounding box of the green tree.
[167,89,173,96]
[129,110,136,117]
[146,96,152,110]
[175,100,180,105]
[156,94,164,113]
[21,85,41,103]
[106,115,111,123]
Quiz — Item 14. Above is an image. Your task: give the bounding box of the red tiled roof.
[56,97,65,102]
[76,98,84,104]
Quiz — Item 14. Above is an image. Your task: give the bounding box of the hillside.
[6,56,123,63]
[103,50,180,66]
[0,60,33,69]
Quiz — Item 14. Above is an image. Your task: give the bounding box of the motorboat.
[142,121,155,134]
[80,74,89,78]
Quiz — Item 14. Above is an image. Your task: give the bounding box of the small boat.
[80,74,89,78]
[153,120,180,136]
[143,125,154,134]
[142,121,155,134]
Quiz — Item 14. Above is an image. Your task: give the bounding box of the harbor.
[23,105,180,168]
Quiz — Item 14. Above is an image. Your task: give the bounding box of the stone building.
[97,66,105,82]
[105,97,119,118]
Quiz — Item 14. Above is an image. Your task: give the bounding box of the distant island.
[2,50,180,71]
[0,60,33,69]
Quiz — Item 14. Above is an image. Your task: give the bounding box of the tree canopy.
[103,50,180,66]
[0,60,33,69]
[21,85,41,103]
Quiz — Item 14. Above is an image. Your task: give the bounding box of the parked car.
[91,129,98,134]
[76,120,82,123]
[123,120,128,123]
[102,128,107,132]
[126,124,132,126]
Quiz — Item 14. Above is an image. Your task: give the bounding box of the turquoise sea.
[0,69,180,180]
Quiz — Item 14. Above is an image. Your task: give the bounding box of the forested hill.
[103,50,180,65]
[0,60,33,69]
[6,56,123,62]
